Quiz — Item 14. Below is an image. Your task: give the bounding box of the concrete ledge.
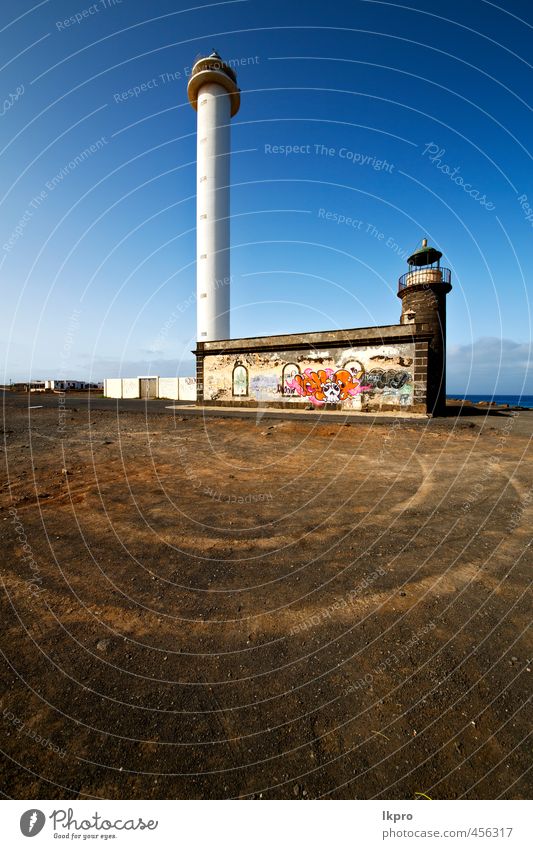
[194,400,428,416]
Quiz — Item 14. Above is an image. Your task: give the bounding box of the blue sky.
[1,0,532,392]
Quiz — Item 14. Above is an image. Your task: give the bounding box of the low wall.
[103,376,197,401]
[104,378,122,398]
[122,377,140,398]
[158,377,179,400]
[178,377,197,401]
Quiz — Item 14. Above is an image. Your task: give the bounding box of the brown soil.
[1,396,531,799]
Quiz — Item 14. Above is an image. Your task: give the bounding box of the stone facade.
[398,279,451,415]
[195,325,432,414]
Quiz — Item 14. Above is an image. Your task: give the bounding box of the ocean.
[448,394,533,409]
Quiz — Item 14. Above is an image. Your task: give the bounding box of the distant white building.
[45,380,102,390]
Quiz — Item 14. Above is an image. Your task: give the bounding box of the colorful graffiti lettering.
[364,369,411,390]
[286,368,369,407]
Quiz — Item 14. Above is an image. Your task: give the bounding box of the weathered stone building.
[194,240,451,417]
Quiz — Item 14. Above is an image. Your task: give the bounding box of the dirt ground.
[1,393,531,800]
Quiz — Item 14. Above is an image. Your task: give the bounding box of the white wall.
[178,377,197,401]
[158,377,180,400]
[103,376,196,401]
[122,377,140,398]
[105,378,122,398]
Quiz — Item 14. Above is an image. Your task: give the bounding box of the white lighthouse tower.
[187,52,240,341]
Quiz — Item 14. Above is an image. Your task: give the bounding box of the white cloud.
[447,337,533,394]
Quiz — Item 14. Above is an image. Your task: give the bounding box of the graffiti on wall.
[286,368,369,407]
[285,366,413,407]
[280,363,299,396]
[250,374,278,396]
[203,346,415,408]
[363,369,410,390]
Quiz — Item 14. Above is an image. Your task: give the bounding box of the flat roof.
[195,323,431,355]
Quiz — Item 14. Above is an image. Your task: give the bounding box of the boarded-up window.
[232,364,248,396]
[282,362,299,395]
